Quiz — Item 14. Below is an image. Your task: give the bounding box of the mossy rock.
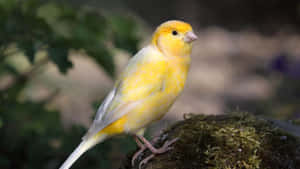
[121,113,300,169]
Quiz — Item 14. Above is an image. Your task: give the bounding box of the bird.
[58,20,197,169]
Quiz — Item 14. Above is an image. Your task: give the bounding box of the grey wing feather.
[93,88,117,122]
[82,46,160,140]
[82,87,117,140]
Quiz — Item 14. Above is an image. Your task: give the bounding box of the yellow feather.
[58,20,196,169]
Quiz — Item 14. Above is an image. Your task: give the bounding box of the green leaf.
[0,63,18,76]
[3,63,19,75]
[110,16,139,54]
[0,1,141,169]
[48,47,73,73]
[82,11,107,35]
[0,117,3,128]
[18,40,35,63]
[86,44,115,78]
[0,0,17,12]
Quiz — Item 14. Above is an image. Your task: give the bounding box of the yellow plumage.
[58,20,197,169]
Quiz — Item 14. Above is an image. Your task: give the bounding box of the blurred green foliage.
[0,0,140,169]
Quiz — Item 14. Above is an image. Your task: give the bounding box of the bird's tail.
[58,134,107,169]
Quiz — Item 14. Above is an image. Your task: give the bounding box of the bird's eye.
[172,30,178,36]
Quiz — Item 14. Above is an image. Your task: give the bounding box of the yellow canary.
[58,20,197,169]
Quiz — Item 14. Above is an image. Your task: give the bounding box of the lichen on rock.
[121,113,300,169]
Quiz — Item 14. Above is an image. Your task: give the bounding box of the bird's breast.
[123,58,190,132]
[164,57,190,94]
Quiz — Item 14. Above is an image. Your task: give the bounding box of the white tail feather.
[59,135,106,169]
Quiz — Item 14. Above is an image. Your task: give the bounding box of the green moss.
[121,113,300,169]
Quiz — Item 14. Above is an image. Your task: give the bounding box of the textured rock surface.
[122,113,300,169]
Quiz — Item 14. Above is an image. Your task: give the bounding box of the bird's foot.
[132,135,147,166]
[148,137,179,154]
[132,145,146,166]
[137,137,179,169]
[139,154,155,169]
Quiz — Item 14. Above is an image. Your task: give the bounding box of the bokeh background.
[0,0,299,169]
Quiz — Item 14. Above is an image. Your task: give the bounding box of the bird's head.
[152,20,197,57]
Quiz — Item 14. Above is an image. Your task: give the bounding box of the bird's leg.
[134,135,179,169]
[136,135,179,154]
[139,154,155,169]
[135,135,145,148]
[149,132,162,144]
[132,135,146,166]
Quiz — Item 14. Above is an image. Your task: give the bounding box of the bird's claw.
[139,154,155,169]
[132,146,146,166]
[135,137,179,169]
[154,137,178,154]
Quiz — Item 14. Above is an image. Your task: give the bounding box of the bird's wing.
[83,46,166,139]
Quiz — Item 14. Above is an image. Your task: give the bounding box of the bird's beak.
[184,31,198,43]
